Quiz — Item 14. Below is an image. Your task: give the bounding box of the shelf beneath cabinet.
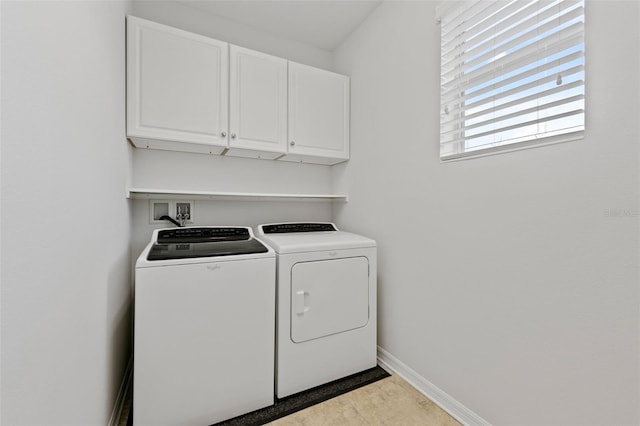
[127,188,349,202]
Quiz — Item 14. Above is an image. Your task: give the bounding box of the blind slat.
[445,109,584,144]
[441,32,584,103]
[441,0,533,51]
[440,0,585,160]
[441,94,584,136]
[441,52,583,106]
[442,20,583,81]
[440,130,584,160]
[440,0,495,36]
[442,76,585,127]
[442,1,581,71]
[447,6,584,75]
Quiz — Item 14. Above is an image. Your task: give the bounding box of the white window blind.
[439,0,585,160]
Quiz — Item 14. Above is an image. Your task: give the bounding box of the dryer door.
[290,256,369,343]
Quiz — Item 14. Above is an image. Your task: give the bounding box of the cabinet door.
[286,62,350,165]
[228,45,287,159]
[127,16,228,154]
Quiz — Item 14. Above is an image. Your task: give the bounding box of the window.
[438,0,585,160]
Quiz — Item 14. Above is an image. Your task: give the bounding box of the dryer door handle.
[294,290,311,315]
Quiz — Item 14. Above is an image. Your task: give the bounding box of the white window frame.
[438,0,585,161]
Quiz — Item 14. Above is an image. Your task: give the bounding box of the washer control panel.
[157,227,250,243]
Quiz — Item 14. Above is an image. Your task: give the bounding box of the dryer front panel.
[290,256,369,343]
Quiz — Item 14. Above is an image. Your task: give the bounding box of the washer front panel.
[134,257,275,425]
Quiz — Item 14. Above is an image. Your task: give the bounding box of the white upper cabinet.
[127,16,229,154]
[227,46,288,160]
[126,16,350,165]
[285,62,350,165]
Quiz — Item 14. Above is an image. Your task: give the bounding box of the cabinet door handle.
[231,133,236,139]
[290,141,295,146]
[221,131,227,138]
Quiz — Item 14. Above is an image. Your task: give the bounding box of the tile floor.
[267,374,461,426]
[120,373,462,425]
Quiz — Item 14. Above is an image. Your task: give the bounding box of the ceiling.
[174,0,383,51]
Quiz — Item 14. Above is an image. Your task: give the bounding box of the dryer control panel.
[262,223,337,234]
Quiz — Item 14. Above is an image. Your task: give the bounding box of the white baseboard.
[108,356,133,426]
[377,346,491,426]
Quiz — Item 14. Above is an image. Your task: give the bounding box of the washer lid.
[147,239,269,261]
[146,226,269,261]
[256,223,375,254]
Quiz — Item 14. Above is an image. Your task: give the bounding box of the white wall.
[129,1,335,251]
[333,1,639,425]
[131,0,332,69]
[1,2,132,425]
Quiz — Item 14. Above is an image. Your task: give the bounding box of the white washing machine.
[134,226,275,426]
[255,222,377,398]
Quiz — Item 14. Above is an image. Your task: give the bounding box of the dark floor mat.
[214,366,390,426]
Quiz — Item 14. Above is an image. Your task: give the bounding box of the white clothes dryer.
[134,227,275,426]
[255,223,377,398]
